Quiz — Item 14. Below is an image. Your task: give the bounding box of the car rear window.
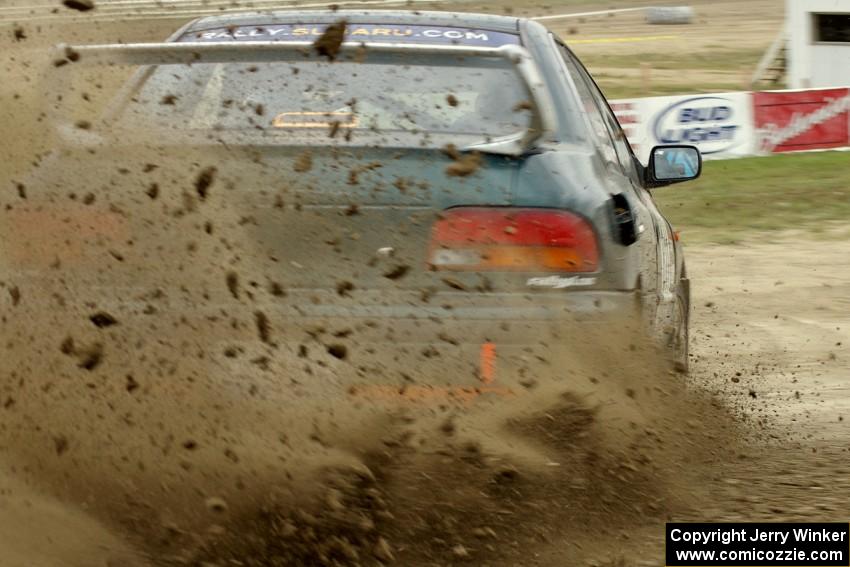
[114,56,531,140]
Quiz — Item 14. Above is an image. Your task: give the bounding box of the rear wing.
[50,41,558,157]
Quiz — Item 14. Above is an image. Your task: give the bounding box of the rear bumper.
[278,289,640,325]
[257,289,639,346]
[78,288,642,348]
[268,290,643,403]
[27,287,644,404]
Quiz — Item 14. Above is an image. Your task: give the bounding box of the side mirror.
[646,145,702,188]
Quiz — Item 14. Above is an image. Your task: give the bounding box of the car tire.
[671,278,690,374]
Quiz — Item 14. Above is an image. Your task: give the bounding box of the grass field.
[655,152,850,243]
[581,48,768,99]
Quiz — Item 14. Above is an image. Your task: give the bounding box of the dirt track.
[515,234,850,566]
[1,229,846,566]
[691,232,850,441]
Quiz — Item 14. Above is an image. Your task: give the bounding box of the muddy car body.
[14,11,700,408]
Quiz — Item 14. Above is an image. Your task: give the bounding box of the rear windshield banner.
[181,24,520,46]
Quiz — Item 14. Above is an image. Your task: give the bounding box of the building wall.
[787,0,850,88]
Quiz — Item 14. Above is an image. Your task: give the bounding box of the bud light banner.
[613,92,755,163]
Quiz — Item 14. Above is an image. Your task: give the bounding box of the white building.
[787,0,850,88]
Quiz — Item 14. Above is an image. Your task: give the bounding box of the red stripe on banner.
[753,88,850,153]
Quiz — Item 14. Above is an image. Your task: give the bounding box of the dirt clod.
[383,265,410,281]
[336,280,355,297]
[77,343,104,371]
[89,312,118,328]
[373,537,395,563]
[293,151,313,173]
[225,271,240,299]
[254,311,272,345]
[195,166,217,201]
[59,336,75,355]
[125,374,140,393]
[62,0,95,11]
[314,20,348,61]
[443,145,482,177]
[205,497,229,514]
[53,435,69,456]
[441,277,466,291]
[452,544,470,559]
[327,343,348,360]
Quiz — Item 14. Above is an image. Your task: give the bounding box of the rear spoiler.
[51,41,558,157]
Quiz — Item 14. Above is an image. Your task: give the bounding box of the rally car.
[17,11,701,402]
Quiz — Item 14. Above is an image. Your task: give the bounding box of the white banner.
[612,91,756,163]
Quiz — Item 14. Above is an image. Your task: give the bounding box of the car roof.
[178,10,522,36]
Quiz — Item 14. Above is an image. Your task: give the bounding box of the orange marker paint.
[480,342,496,385]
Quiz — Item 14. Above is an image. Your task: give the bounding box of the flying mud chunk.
[383,264,410,281]
[254,311,273,345]
[443,144,482,177]
[8,286,21,306]
[60,337,105,371]
[225,271,240,299]
[195,166,217,201]
[336,280,355,297]
[293,151,313,173]
[89,311,118,328]
[53,435,69,456]
[125,374,140,393]
[61,0,96,11]
[314,20,348,61]
[53,46,81,67]
[205,496,229,514]
[326,343,348,360]
[145,183,159,200]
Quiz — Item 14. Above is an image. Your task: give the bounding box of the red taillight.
[428,207,599,272]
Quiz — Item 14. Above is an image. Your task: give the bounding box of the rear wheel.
[671,278,690,373]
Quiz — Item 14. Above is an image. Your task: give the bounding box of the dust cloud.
[0,11,757,567]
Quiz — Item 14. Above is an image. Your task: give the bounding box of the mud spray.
[0,18,741,567]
